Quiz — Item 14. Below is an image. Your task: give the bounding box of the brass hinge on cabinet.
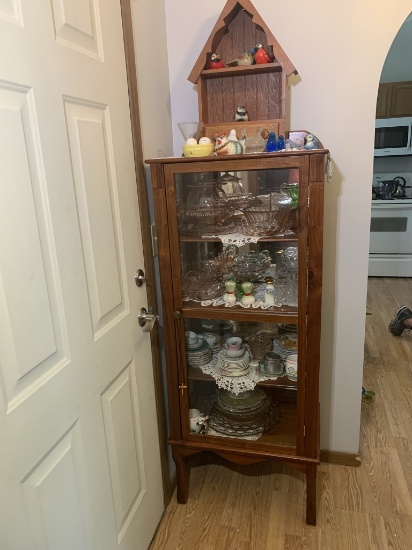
[178,384,187,395]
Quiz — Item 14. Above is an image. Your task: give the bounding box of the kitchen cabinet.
[146,149,328,525]
[376,81,412,118]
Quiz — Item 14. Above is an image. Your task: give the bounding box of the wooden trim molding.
[119,0,170,504]
[320,450,362,467]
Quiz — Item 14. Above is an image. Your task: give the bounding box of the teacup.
[285,353,298,380]
[189,409,207,433]
[224,344,245,358]
[185,330,198,346]
[203,332,218,346]
[225,336,242,350]
[263,351,284,375]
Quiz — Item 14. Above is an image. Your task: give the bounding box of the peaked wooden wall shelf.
[201,62,283,79]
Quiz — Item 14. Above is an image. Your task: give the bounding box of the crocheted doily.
[202,232,261,247]
[195,349,280,394]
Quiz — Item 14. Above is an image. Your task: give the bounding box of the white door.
[0,1,164,549]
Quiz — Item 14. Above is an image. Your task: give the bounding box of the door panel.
[0,0,163,548]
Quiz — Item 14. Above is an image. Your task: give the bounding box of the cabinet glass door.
[166,163,308,451]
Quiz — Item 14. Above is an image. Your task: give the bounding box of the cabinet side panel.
[297,156,309,457]
[152,183,182,440]
[305,157,325,459]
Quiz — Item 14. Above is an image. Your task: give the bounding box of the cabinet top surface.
[145,149,329,165]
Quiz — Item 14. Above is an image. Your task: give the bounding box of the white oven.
[369,200,412,276]
[369,171,412,277]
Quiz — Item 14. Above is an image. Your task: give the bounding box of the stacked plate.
[273,333,298,358]
[209,388,281,437]
[217,350,250,377]
[186,338,212,367]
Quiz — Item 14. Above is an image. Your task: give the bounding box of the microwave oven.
[375,117,412,156]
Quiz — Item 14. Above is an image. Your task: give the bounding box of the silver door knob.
[138,307,159,332]
[135,269,148,287]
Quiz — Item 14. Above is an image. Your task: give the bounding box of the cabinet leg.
[305,464,317,525]
[172,448,190,504]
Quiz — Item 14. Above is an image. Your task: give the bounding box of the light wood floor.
[150,277,412,550]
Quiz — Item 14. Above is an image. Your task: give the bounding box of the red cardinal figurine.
[254,43,271,64]
[207,53,225,70]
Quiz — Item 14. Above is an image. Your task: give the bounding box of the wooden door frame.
[119,0,171,505]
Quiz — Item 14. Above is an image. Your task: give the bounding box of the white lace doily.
[206,427,260,440]
[183,281,297,308]
[202,232,261,247]
[194,349,280,394]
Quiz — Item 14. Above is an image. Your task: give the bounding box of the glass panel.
[370,216,408,232]
[184,317,298,448]
[176,169,299,310]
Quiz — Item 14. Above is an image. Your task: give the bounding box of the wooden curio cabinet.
[146,149,327,525]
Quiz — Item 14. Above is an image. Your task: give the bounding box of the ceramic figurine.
[304,133,321,150]
[227,47,257,67]
[254,43,271,64]
[207,53,225,70]
[241,281,255,305]
[228,129,238,141]
[223,279,237,304]
[234,106,249,122]
[285,138,300,150]
[214,132,246,155]
[199,136,212,145]
[265,132,278,152]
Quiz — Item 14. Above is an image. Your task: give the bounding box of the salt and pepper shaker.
[265,277,275,305]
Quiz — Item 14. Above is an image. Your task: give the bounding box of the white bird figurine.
[228,129,238,141]
[304,133,321,150]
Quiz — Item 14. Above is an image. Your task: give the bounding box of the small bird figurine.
[234,106,249,122]
[254,43,271,65]
[207,53,225,70]
[303,133,321,150]
[227,46,257,67]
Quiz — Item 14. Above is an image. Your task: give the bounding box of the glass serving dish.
[182,270,226,301]
[247,333,273,361]
[230,251,272,282]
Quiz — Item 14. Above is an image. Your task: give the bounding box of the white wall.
[131,0,173,159]
[163,0,412,453]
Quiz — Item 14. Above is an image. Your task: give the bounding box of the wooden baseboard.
[320,449,362,467]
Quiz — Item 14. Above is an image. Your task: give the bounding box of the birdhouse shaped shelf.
[188,0,297,140]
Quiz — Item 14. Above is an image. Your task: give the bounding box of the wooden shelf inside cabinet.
[188,366,297,391]
[200,62,283,79]
[181,303,298,322]
[180,234,299,243]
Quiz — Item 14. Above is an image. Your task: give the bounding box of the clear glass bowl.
[230,251,271,281]
[182,271,226,301]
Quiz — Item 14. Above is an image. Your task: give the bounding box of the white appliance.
[375,117,412,157]
[369,172,412,277]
